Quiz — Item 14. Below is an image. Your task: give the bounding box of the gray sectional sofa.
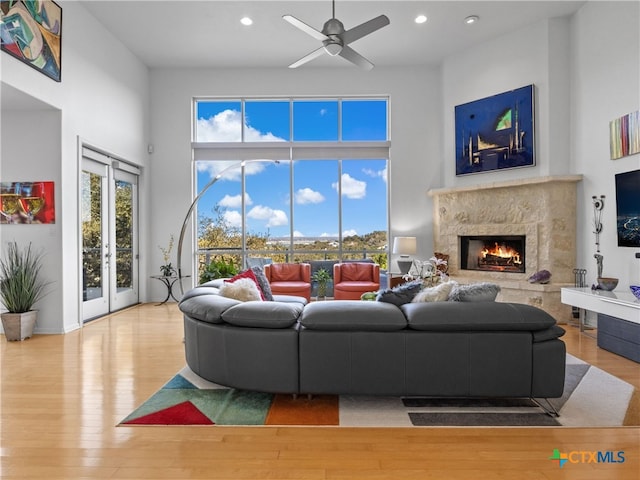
[178,282,567,403]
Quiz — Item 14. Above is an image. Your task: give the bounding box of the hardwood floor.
[1,303,639,479]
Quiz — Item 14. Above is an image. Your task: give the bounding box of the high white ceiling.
[1,1,585,110]
[80,0,585,69]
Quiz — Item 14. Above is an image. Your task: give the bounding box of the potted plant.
[158,234,176,276]
[311,268,332,300]
[199,257,239,284]
[0,242,50,341]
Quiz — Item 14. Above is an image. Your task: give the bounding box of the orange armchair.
[264,263,312,301]
[333,262,380,300]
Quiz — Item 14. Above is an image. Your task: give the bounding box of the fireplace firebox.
[460,235,526,273]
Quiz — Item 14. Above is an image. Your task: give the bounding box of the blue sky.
[195,100,388,239]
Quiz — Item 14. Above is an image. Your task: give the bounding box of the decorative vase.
[1,311,37,341]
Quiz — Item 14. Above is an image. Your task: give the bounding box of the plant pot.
[1,311,37,341]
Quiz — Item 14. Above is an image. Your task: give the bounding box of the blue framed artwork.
[0,0,62,82]
[455,85,535,176]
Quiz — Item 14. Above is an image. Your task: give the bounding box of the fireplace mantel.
[428,175,583,322]
[427,175,583,197]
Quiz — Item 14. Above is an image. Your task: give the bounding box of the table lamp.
[393,236,416,275]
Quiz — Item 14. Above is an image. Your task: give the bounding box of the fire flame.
[481,242,522,264]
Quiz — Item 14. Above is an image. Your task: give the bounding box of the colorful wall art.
[610,110,640,160]
[0,0,62,82]
[0,181,55,224]
[455,85,535,176]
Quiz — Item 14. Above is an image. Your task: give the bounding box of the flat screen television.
[615,169,640,247]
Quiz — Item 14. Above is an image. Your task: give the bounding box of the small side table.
[387,272,408,289]
[150,275,190,305]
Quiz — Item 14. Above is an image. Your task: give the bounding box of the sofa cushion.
[448,282,501,302]
[376,279,423,306]
[301,301,407,331]
[221,301,304,329]
[220,277,263,302]
[402,302,557,332]
[178,293,240,324]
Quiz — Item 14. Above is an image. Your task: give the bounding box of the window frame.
[191,96,391,276]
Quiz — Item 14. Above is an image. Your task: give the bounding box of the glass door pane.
[111,168,138,311]
[81,161,109,320]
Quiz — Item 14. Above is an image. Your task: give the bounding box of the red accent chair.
[333,262,380,300]
[264,263,312,301]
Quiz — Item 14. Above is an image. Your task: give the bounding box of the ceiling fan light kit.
[284,0,390,70]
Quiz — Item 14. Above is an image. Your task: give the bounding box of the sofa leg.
[531,397,560,417]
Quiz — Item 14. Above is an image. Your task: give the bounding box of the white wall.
[571,1,640,289]
[148,65,442,296]
[442,17,572,187]
[1,111,62,333]
[0,2,150,333]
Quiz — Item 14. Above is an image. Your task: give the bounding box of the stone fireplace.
[428,175,582,322]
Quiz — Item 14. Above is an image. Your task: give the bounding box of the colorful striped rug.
[119,354,639,427]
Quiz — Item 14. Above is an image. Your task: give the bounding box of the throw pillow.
[412,281,454,303]
[448,282,501,302]
[225,269,265,300]
[376,279,423,306]
[251,266,274,301]
[219,277,262,302]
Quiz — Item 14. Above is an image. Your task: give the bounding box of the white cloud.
[196,110,242,142]
[293,230,305,237]
[196,160,269,182]
[223,210,242,228]
[219,193,252,208]
[333,173,367,199]
[295,187,325,205]
[319,231,357,238]
[195,109,285,181]
[196,109,286,143]
[248,205,288,227]
[363,166,387,183]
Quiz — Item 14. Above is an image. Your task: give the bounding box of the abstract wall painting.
[0,0,62,82]
[455,85,535,176]
[610,110,640,160]
[0,181,55,224]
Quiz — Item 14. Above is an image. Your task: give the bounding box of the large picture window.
[192,97,389,281]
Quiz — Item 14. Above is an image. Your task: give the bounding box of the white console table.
[561,287,640,362]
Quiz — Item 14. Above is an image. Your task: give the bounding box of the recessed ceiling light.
[415,15,427,24]
[240,17,253,26]
[464,15,479,25]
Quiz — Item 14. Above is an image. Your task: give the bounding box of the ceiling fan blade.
[283,15,328,42]
[338,45,374,71]
[342,15,390,45]
[288,46,327,69]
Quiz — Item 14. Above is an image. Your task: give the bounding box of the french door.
[81,148,139,321]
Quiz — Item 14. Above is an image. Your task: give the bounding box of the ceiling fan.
[283,0,390,70]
